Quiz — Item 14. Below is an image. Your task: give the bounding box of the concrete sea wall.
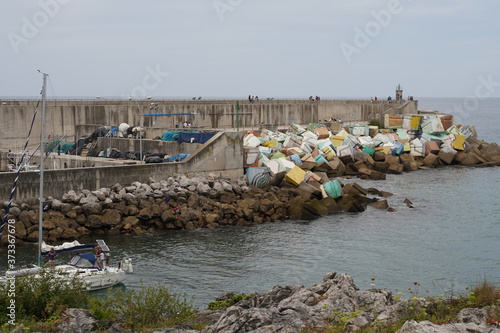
[0,99,418,149]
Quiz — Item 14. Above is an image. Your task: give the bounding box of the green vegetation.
[89,283,195,331]
[0,272,196,332]
[368,118,383,128]
[207,293,256,310]
[0,268,89,329]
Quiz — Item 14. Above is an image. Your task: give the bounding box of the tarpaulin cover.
[161,131,181,141]
[45,140,73,153]
[177,131,216,143]
[167,153,190,162]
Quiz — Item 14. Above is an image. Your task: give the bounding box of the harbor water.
[2,97,499,308]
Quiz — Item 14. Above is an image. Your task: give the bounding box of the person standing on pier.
[48,248,56,269]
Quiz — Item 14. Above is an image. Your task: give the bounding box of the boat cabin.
[69,253,100,270]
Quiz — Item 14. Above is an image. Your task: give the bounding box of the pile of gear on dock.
[66,124,216,163]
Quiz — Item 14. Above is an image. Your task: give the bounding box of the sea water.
[2,97,499,308]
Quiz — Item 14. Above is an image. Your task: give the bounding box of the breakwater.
[2,112,500,244]
[3,129,500,245]
[1,172,386,245]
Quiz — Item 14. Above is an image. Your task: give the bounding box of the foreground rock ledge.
[54,272,499,333]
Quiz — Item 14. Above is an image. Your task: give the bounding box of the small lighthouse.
[395,84,403,102]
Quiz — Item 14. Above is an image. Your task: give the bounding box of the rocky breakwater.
[1,173,387,245]
[243,120,500,190]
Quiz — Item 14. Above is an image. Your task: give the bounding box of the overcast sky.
[1,0,499,99]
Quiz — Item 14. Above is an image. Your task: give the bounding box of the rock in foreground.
[196,272,499,333]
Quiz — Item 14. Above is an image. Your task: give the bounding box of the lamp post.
[96,96,112,156]
[150,102,159,127]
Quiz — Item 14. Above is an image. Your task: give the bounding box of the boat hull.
[1,266,127,291]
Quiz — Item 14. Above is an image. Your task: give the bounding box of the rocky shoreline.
[53,271,499,333]
[1,172,392,245]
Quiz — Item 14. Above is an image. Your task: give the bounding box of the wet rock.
[16,172,383,243]
[373,161,390,173]
[303,199,329,217]
[337,195,366,212]
[458,151,483,166]
[438,150,457,164]
[403,198,414,208]
[387,163,404,174]
[368,200,389,210]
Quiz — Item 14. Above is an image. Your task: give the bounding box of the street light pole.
[96,96,112,157]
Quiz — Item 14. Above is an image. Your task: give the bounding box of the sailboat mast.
[38,72,48,266]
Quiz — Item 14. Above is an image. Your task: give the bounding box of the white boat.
[1,239,133,291]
